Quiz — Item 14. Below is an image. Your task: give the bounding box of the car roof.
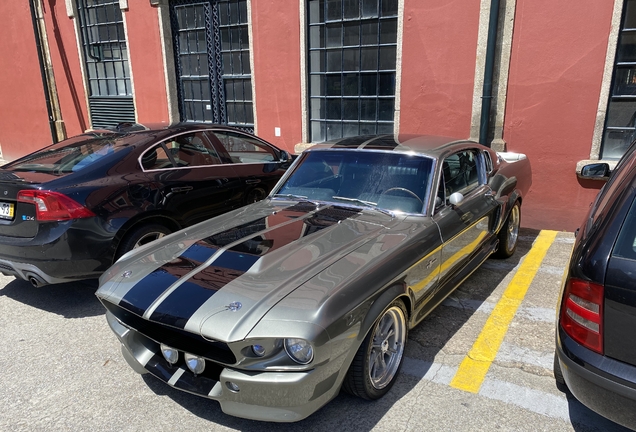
[86,122,264,151]
[306,134,482,159]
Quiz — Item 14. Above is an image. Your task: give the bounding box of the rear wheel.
[343,299,408,400]
[553,352,567,391]
[116,223,172,260]
[494,201,521,258]
[244,187,267,205]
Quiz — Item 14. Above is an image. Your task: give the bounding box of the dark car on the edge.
[555,139,636,429]
[0,123,292,287]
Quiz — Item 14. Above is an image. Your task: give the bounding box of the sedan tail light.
[17,190,95,221]
[560,277,604,354]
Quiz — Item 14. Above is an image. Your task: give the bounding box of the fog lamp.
[160,343,178,365]
[252,344,266,357]
[226,381,240,392]
[184,353,206,375]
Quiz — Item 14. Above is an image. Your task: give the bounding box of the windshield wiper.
[331,196,394,217]
[272,193,309,200]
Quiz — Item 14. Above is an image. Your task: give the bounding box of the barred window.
[602,0,636,159]
[307,0,398,142]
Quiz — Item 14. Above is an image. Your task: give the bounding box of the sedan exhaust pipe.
[27,275,46,288]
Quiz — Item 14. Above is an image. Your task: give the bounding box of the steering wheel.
[381,187,423,204]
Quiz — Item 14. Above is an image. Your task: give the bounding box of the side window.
[213,131,277,163]
[613,197,636,260]
[442,150,480,199]
[162,132,222,167]
[141,145,173,170]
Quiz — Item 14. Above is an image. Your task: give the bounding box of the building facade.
[0,0,628,230]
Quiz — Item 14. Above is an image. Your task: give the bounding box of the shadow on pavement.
[0,277,103,318]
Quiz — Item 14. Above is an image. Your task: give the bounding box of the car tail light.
[17,190,95,221]
[560,277,604,354]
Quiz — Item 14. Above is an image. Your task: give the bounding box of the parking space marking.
[449,230,559,393]
[442,297,556,323]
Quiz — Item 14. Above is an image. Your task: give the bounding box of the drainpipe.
[479,0,501,147]
[29,0,65,144]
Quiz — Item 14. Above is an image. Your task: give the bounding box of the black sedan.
[555,140,636,429]
[0,123,291,286]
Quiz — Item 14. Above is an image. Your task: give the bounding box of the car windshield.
[276,150,434,213]
[5,134,130,174]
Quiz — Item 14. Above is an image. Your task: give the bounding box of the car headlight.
[284,338,314,364]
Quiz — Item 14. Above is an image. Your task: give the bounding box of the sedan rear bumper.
[0,218,115,284]
[107,311,339,422]
[556,330,636,429]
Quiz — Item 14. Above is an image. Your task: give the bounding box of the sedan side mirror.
[580,163,610,180]
[279,150,291,162]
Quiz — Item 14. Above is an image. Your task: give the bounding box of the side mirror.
[580,163,610,180]
[449,192,464,206]
[279,150,291,162]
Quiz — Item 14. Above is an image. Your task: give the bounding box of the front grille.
[102,301,236,364]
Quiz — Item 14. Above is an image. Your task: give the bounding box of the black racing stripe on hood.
[116,205,315,313]
[149,250,260,328]
[119,242,220,316]
[146,205,361,328]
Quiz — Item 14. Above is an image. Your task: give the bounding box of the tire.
[493,201,521,259]
[343,299,408,400]
[553,352,568,392]
[116,223,172,260]
[244,188,267,205]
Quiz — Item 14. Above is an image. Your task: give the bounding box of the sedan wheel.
[116,224,172,260]
[494,201,521,258]
[343,299,408,400]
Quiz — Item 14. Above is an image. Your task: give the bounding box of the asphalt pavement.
[0,228,631,431]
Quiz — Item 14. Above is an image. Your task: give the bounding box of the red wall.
[504,0,613,230]
[250,0,303,153]
[0,2,55,160]
[399,0,481,137]
[124,3,170,124]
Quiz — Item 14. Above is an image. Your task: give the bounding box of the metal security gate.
[170,0,253,132]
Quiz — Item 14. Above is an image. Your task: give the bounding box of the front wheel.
[343,299,408,400]
[493,201,521,258]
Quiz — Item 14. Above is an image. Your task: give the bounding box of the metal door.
[169,0,254,131]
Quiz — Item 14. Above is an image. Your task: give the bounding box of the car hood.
[96,199,404,342]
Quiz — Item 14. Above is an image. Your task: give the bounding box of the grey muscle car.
[96,134,531,422]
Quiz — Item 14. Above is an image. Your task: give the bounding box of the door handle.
[461,212,472,223]
[245,179,261,185]
[170,186,193,193]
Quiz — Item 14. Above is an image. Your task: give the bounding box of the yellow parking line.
[449,229,559,393]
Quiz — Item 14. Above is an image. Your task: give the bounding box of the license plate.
[0,202,14,220]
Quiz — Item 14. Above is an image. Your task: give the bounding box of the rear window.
[5,134,129,174]
[613,196,636,261]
